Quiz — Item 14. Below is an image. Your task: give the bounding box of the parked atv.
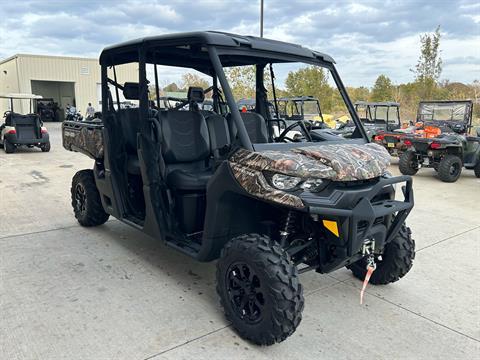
[0,93,50,153]
[354,101,405,155]
[63,32,415,345]
[399,100,479,182]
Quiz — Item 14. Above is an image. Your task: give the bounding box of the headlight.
[271,174,302,190]
[300,178,326,192]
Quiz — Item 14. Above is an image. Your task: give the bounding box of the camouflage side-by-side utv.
[399,100,480,182]
[63,32,415,345]
[0,93,50,153]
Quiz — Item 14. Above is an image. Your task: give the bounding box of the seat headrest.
[188,87,205,103]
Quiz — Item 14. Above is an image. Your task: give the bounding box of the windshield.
[375,106,399,124]
[418,103,469,122]
[302,100,320,116]
[222,62,361,142]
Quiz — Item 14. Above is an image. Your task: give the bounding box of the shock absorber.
[280,210,296,247]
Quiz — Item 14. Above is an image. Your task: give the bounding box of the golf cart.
[354,101,404,155]
[63,32,415,345]
[0,93,50,153]
[399,100,479,182]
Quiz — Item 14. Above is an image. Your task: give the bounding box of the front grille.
[336,178,380,188]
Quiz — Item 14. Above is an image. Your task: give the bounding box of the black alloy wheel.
[226,262,265,324]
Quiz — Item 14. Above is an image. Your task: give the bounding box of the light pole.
[260,0,264,37]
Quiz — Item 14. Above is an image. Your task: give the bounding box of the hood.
[230,143,391,181]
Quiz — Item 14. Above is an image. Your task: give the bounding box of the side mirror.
[123,82,140,100]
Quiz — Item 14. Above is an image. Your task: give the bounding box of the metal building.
[0,54,137,120]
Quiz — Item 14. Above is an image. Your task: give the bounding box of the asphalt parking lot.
[1,122,479,360]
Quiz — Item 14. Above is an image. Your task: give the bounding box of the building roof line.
[0,53,99,65]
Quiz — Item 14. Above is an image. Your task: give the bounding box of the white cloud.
[347,3,378,14]
[0,0,478,88]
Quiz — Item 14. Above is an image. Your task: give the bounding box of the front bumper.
[301,175,414,272]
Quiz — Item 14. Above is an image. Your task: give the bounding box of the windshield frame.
[417,101,473,124]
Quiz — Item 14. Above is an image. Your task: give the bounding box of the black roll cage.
[354,102,400,126]
[277,97,324,122]
[100,37,368,148]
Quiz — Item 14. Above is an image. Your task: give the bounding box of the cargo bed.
[62,120,104,159]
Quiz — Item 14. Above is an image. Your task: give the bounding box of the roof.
[355,101,400,107]
[418,100,473,105]
[0,93,43,100]
[277,96,319,102]
[99,31,335,69]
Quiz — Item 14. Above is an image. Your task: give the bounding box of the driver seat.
[226,112,269,144]
[160,87,212,191]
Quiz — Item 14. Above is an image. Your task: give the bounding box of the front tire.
[71,170,109,226]
[4,139,15,153]
[348,224,415,285]
[216,234,304,345]
[437,155,462,182]
[399,150,418,175]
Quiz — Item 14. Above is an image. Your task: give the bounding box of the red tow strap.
[360,266,375,305]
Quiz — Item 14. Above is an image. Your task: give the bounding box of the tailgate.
[62,120,104,159]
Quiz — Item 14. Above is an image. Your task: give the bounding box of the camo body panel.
[229,142,390,208]
[63,125,104,159]
[291,143,391,181]
[230,143,390,181]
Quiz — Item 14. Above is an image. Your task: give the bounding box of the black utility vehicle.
[354,101,404,155]
[63,32,415,345]
[0,93,50,153]
[36,98,60,122]
[399,100,480,182]
[355,101,401,131]
[277,96,325,123]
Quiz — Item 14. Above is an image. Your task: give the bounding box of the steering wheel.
[277,120,313,142]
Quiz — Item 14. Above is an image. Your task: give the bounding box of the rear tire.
[399,150,418,175]
[348,224,415,285]
[216,234,304,345]
[4,139,15,153]
[474,162,480,178]
[41,142,51,152]
[437,155,462,183]
[71,169,109,226]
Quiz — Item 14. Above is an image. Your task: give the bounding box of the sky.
[0,0,479,88]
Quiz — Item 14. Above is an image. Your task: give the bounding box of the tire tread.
[349,225,415,285]
[216,234,304,345]
[71,169,109,227]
